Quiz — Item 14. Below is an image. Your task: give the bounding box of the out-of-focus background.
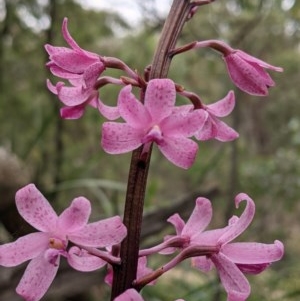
[0,0,299,300]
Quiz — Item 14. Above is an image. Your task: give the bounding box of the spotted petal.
[0,232,49,267]
[101,122,143,154]
[211,253,250,301]
[144,79,176,122]
[57,197,91,234]
[16,254,59,301]
[182,197,212,239]
[68,216,127,248]
[207,91,235,117]
[67,246,107,272]
[222,240,284,265]
[158,136,198,169]
[217,193,255,245]
[118,85,151,128]
[15,184,58,232]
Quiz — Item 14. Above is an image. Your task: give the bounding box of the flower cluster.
[0,184,126,301]
[136,194,283,301]
[0,186,283,301]
[44,18,282,170]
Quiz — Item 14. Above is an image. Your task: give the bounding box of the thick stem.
[110,1,192,300]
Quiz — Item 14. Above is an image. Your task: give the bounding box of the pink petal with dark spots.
[0,232,49,267]
[68,216,127,248]
[101,122,143,154]
[16,254,59,301]
[15,184,58,232]
[158,136,198,169]
[144,79,176,122]
[57,197,91,234]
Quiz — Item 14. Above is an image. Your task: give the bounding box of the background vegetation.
[0,0,299,300]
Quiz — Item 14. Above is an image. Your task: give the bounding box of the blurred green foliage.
[0,0,299,300]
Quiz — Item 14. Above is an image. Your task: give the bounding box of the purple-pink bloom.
[173,91,238,142]
[0,184,127,301]
[101,79,206,169]
[165,193,284,301]
[223,49,283,96]
[45,18,118,119]
[195,91,238,141]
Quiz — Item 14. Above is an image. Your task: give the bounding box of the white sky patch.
[281,0,295,11]
[76,0,171,26]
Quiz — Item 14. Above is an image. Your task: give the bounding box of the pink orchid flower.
[114,289,185,301]
[176,91,238,141]
[0,184,127,301]
[165,193,284,301]
[45,18,118,119]
[194,40,283,96]
[101,79,207,169]
[196,90,238,141]
[223,49,283,96]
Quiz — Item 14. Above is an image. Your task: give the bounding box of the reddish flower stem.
[133,245,219,291]
[110,1,193,300]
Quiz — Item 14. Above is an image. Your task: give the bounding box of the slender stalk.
[110,1,192,299]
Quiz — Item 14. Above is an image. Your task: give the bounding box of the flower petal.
[48,47,98,74]
[217,193,255,246]
[16,254,59,301]
[46,79,59,95]
[61,18,83,52]
[82,62,105,89]
[222,240,284,265]
[137,257,155,285]
[56,84,91,106]
[57,197,91,234]
[0,232,49,267]
[211,253,250,301]
[161,109,207,137]
[48,65,81,79]
[194,116,218,140]
[101,122,143,154]
[118,85,151,128]
[207,91,235,117]
[68,216,127,248]
[224,54,269,96]
[213,117,239,142]
[192,256,213,272]
[60,104,85,119]
[235,50,283,72]
[167,213,185,235]
[114,289,144,301]
[144,79,176,122]
[67,246,106,271]
[158,136,198,169]
[97,97,120,120]
[15,184,58,232]
[182,197,212,239]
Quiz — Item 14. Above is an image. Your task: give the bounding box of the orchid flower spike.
[101,78,207,169]
[0,184,127,301]
[164,193,284,301]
